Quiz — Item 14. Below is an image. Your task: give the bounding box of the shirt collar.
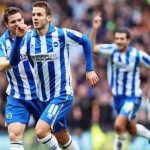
[32,24,55,37]
[2,30,11,39]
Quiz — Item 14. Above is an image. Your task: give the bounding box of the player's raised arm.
[9,24,31,66]
[90,15,115,59]
[90,14,102,54]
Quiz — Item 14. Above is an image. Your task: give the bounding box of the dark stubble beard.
[118,45,128,53]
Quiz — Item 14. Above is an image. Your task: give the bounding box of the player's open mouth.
[34,22,39,26]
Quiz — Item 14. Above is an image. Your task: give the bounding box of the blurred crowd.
[0,0,150,148]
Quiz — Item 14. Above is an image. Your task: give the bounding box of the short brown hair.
[32,1,52,16]
[115,27,131,39]
[3,7,23,23]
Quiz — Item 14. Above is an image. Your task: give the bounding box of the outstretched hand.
[16,24,31,37]
[92,14,102,30]
[86,71,99,87]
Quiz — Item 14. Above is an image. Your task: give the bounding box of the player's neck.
[10,32,16,40]
[120,50,127,53]
[119,47,128,53]
[37,23,49,36]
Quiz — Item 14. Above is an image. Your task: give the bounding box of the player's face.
[5,13,24,35]
[114,33,130,52]
[32,7,51,30]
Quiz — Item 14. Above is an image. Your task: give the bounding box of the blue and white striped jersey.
[21,25,93,101]
[98,44,150,97]
[0,30,38,100]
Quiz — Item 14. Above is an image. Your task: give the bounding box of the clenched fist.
[92,14,102,30]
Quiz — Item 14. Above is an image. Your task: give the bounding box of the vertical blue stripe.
[110,61,113,89]
[35,36,41,54]
[142,56,150,65]
[0,38,6,57]
[46,34,55,98]
[48,61,55,98]
[66,31,81,44]
[67,46,71,87]
[35,35,47,100]
[110,50,117,92]
[115,54,120,95]
[58,28,66,95]
[23,60,37,99]
[122,51,130,95]
[27,32,31,56]
[6,71,15,97]
[132,50,139,96]
[46,34,53,53]
[37,62,47,101]
[13,66,25,99]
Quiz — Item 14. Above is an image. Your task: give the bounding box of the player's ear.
[47,15,52,22]
[4,22,9,28]
[127,38,131,45]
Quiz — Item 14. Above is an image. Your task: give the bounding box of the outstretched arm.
[65,28,99,87]
[90,15,102,54]
[79,35,99,87]
[9,24,31,66]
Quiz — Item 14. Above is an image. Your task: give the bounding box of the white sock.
[136,124,150,139]
[60,136,79,150]
[113,133,126,150]
[38,133,60,150]
[10,142,24,150]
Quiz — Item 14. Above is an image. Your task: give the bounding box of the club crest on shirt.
[7,113,12,119]
[53,41,59,47]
